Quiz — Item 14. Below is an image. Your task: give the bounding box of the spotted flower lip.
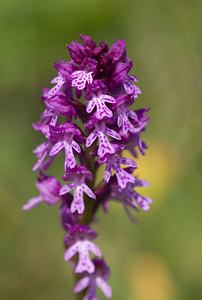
[60,166,95,214]
[74,258,112,299]
[39,108,59,127]
[86,93,116,120]
[64,225,101,273]
[49,123,83,170]
[111,178,153,211]
[46,73,66,99]
[117,105,138,134]
[71,70,93,90]
[99,155,137,189]
[86,121,121,158]
[32,120,51,139]
[123,75,142,98]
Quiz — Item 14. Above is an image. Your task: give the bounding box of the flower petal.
[74,276,90,293]
[50,141,65,156]
[64,242,79,261]
[96,277,112,298]
[82,184,96,199]
[22,196,43,210]
[59,183,75,195]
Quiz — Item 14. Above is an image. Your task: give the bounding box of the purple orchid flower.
[71,70,94,90]
[86,93,115,120]
[111,178,153,211]
[64,225,101,274]
[60,166,96,214]
[117,105,138,134]
[123,75,141,98]
[46,72,66,99]
[99,155,137,189]
[86,121,121,158]
[32,141,53,171]
[74,258,112,299]
[49,123,83,170]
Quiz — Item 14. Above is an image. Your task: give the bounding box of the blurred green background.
[0,0,202,299]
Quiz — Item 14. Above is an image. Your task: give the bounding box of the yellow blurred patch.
[128,252,179,300]
[123,140,182,204]
[94,140,182,210]
[95,163,106,186]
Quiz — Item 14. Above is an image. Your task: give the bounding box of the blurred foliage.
[0,0,202,299]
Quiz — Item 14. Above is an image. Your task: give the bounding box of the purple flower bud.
[59,196,77,230]
[79,34,97,52]
[111,61,133,83]
[91,40,108,59]
[113,93,134,109]
[67,41,88,64]
[109,39,126,62]
[100,53,113,72]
